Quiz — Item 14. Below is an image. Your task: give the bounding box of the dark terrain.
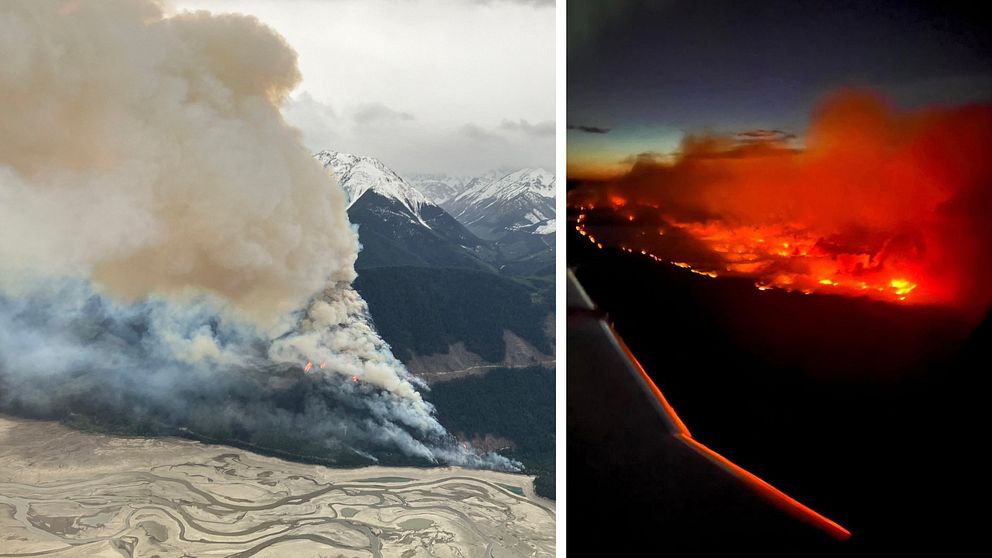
[567,198,989,554]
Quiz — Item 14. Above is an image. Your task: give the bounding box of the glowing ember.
[890,279,917,296]
[671,220,929,303]
[573,211,930,304]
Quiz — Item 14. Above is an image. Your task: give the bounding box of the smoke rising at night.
[573,90,992,319]
[0,0,515,469]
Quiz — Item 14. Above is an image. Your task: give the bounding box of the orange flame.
[570,90,992,317]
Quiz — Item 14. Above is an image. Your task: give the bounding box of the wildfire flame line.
[573,206,924,305]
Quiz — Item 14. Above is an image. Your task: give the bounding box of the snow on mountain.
[455,168,556,205]
[316,150,433,226]
[444,168,556,239]
[317,149,556,248]
[315,150,488,269]
[406,174,467,206]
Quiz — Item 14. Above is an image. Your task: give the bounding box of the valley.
[319,151,557,499]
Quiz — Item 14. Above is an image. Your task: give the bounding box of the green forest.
[355,266,553,362]
[426,366,556,499]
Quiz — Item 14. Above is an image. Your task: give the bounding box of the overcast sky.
[170,0,555,176]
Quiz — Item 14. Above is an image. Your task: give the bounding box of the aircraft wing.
[566,268,849,553]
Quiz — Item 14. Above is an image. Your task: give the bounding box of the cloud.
[459,123,506,142]
[735,128,797,142]
[500,118,555,136]
[353,102,415,126]
[174,0,553,176]
[283,93,552,175]
[568,124,611,134]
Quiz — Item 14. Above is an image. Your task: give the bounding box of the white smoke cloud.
[1,0,357,329]
[0,0,515,470]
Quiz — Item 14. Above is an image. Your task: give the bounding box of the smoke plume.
[0,0,515,469]
[573,90,992,319]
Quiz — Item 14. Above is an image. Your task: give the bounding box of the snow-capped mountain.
[316,150,487,269]
[443,168,556,240]
[406,174,467,206]
[316,150,434,226]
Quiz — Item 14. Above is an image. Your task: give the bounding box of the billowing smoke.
[572,90,992,320]
[0,0,516,470]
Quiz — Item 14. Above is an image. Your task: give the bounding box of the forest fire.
[570,91,992,319]
[302,361,327,374]
[575,215,923,303]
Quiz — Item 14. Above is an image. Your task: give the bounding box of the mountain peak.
[316,150,489,270]
[315,150,431,219]
[492,168,556,198]
[436,167,555,238]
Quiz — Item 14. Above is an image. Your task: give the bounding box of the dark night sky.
[567,0,992,176]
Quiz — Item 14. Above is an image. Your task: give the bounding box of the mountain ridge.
[438,168,556,240]
[317,150,489,270]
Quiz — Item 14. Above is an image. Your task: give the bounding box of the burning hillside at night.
[567,1,991,553]
[570,91,992,322]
